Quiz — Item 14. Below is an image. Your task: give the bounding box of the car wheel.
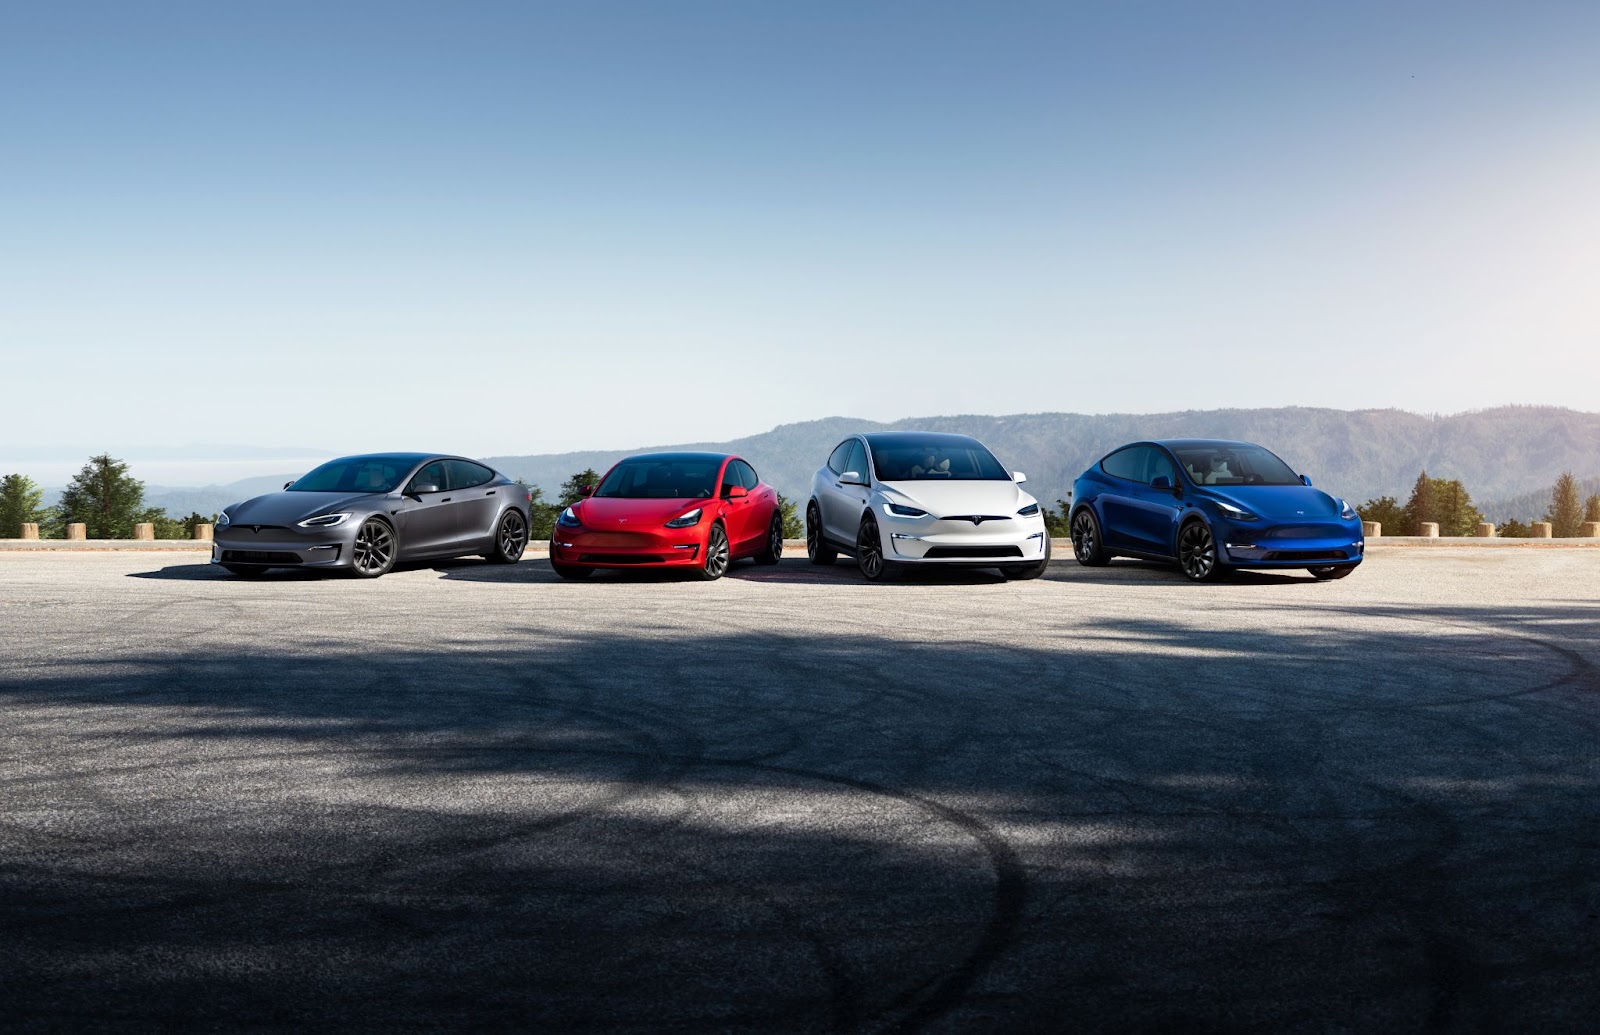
[806,502,836,565]
[1177,520,1227,582]
[755,512,783,565]
[1309,565,1356,580]
[1003,535,1051,580]
[696,522,731,581]
[486,509,528,564]
[351,518,397,578]
[551,562,593,580]
[222,565,266,577]
[856,513,896,581]
[1071,509,1110,566]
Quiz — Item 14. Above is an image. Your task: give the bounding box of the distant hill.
[483,406,1600,511]
[1480,475,1600,524]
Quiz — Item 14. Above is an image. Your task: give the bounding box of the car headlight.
[297,512,351,528]
[884,503,927,518]
[1215,500,1259,521]
[556,506,582,528]
[1017,502,1040,517]
[1338,498,1357,520]
[216,511,231,529]
[664,507,703,528]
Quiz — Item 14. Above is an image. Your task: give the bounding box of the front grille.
[581,532,652,548]
[579,554,665,564]
[1269,526,1335,539]
[939,515,1011,525]
[1262,549,1348,561]
[227,525,288,534]
[924,546,1024,559]
[221,550,303,565]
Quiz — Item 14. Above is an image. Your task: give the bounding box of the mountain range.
[38,406,1596,523]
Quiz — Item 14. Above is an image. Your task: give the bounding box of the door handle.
[441,497,452,503]
[484,490,496,496]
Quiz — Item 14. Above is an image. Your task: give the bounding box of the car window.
[1100,446,1146,483]
[720,461,741,496]
[1172,444,1301,486]
[410,461,449,493]
[288,456,411,493]
[845,440,870,481]
[734,460,760,490]
[445,459,494,491]
[827,441,852,474]
[595,459,719,499]
[1145,449,1177,486]
[868,438,1010,481]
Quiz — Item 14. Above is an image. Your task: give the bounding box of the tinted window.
[288,456,414,494]
[869,437,1008,481]
[1146,449,1177,486]
[595,458,719,499]
[410,461,449,493]
[827,441,852,474]
[733,460,759,490]
[1173,444,1301,486]
[845,440,870,481]
[1100,447,1145,482]
[445,459,494,491]
[720,461,741,497]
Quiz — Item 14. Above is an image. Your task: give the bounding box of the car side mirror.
[1151,475,1173,491]
[412,482,440,494]
[1300,474,1312,486]
[283,481,294,491]
[582,484,595,497]
[839,471,865,486]
[724,484,749,500]
[1013,471,1027,484]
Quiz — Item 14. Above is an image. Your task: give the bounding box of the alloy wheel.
[704,524,730,579]
[857,517,884,579]
[806,505,821,558]
[498,511,528,561]
[1072,511,1097,562]
[769,517,783,558]
[353,519,394,576]
[1179,522,1215,580]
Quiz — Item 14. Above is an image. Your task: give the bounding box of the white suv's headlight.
[1017,502,1040,517]
[885,503,927,518]
[297,512,351,528]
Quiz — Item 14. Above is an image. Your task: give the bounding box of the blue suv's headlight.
[885,503,927,518]
[556,506,582,528]
[1338,498,1357,520]
[1214,500,1259,521]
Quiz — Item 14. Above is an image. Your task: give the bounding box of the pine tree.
[1545,472,1583,538]
[1356,495,1405,532]
[559,469,602,508]
[55,454,146,539]
[1402,470,1436,535]
[1584,494,1600,526]
[0,473,49,537]
[775,492,803,538]
[1431,478,1484,537]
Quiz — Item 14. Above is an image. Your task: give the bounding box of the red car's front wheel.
[696,523,730,581]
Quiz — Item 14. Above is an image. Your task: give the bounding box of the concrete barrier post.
[1533,522,1553,539]
[21,523,39,540]
[1419,522,1440,538]
[1583,521,1600,538]
[1476,522,1495,538]
[67,523,86,540]
[134,523,155,541]
[194,523,214,541]
[1362,521,1381,538]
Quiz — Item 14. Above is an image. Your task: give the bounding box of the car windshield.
[1173,445,1301,486]
[869,439,1010,481]
[288,456,413,494]
[594,459,720,499]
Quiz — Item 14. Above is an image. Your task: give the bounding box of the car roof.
[1150,439,1261,450]
[620,451,732,462]
[862,432,984,447]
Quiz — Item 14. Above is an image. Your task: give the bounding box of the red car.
[549,452,784,580]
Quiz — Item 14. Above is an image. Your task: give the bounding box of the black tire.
[1003,535,1052,580]
[222,565,266,577]
[486,509,528,564]
[755,512,783,565]
[551,562,593,580]
[806,502,837,565]
[1177,520,1228,582]
[1070,508,1110,566]
[855,513,896,581]
[351,518,397,579]
[696,522,731,581]
[1309,565,1356,581]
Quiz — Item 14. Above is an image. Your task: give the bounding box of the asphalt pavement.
[1,549,1597,1032]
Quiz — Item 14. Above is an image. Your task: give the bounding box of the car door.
[743,460,779,544]
[446,459,501,546]
[1125,447,1185,556]
[821,439,871,543]
[397,460,459,556]
[1096,446,1149,550]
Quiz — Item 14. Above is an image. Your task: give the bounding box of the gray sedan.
[212,453,532,578]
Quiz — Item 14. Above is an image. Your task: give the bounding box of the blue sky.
[2,1,1596,463]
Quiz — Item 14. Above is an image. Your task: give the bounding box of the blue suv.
[1069,439,1363,581]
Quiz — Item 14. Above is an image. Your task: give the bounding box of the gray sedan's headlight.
[216,511,231,529]
[297,512,351,528]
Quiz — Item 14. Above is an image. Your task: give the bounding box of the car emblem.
[619,518,627,524]
[1296,510,1304,515]
[252,525,262,533]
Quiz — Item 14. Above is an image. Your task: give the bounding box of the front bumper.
[883,514,1049,564]
[1217,519,1364,568]
[550,526,705,568]
[211,526,356,569]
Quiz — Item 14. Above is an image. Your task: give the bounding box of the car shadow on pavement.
[2,601,1597,1031]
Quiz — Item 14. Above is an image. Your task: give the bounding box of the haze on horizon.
[3,1,1597,461]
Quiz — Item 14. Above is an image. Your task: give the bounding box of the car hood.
[225,491,382,526]
[575,496,709,531]
[879,479,1032,517]
[1206,484,1343,520]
